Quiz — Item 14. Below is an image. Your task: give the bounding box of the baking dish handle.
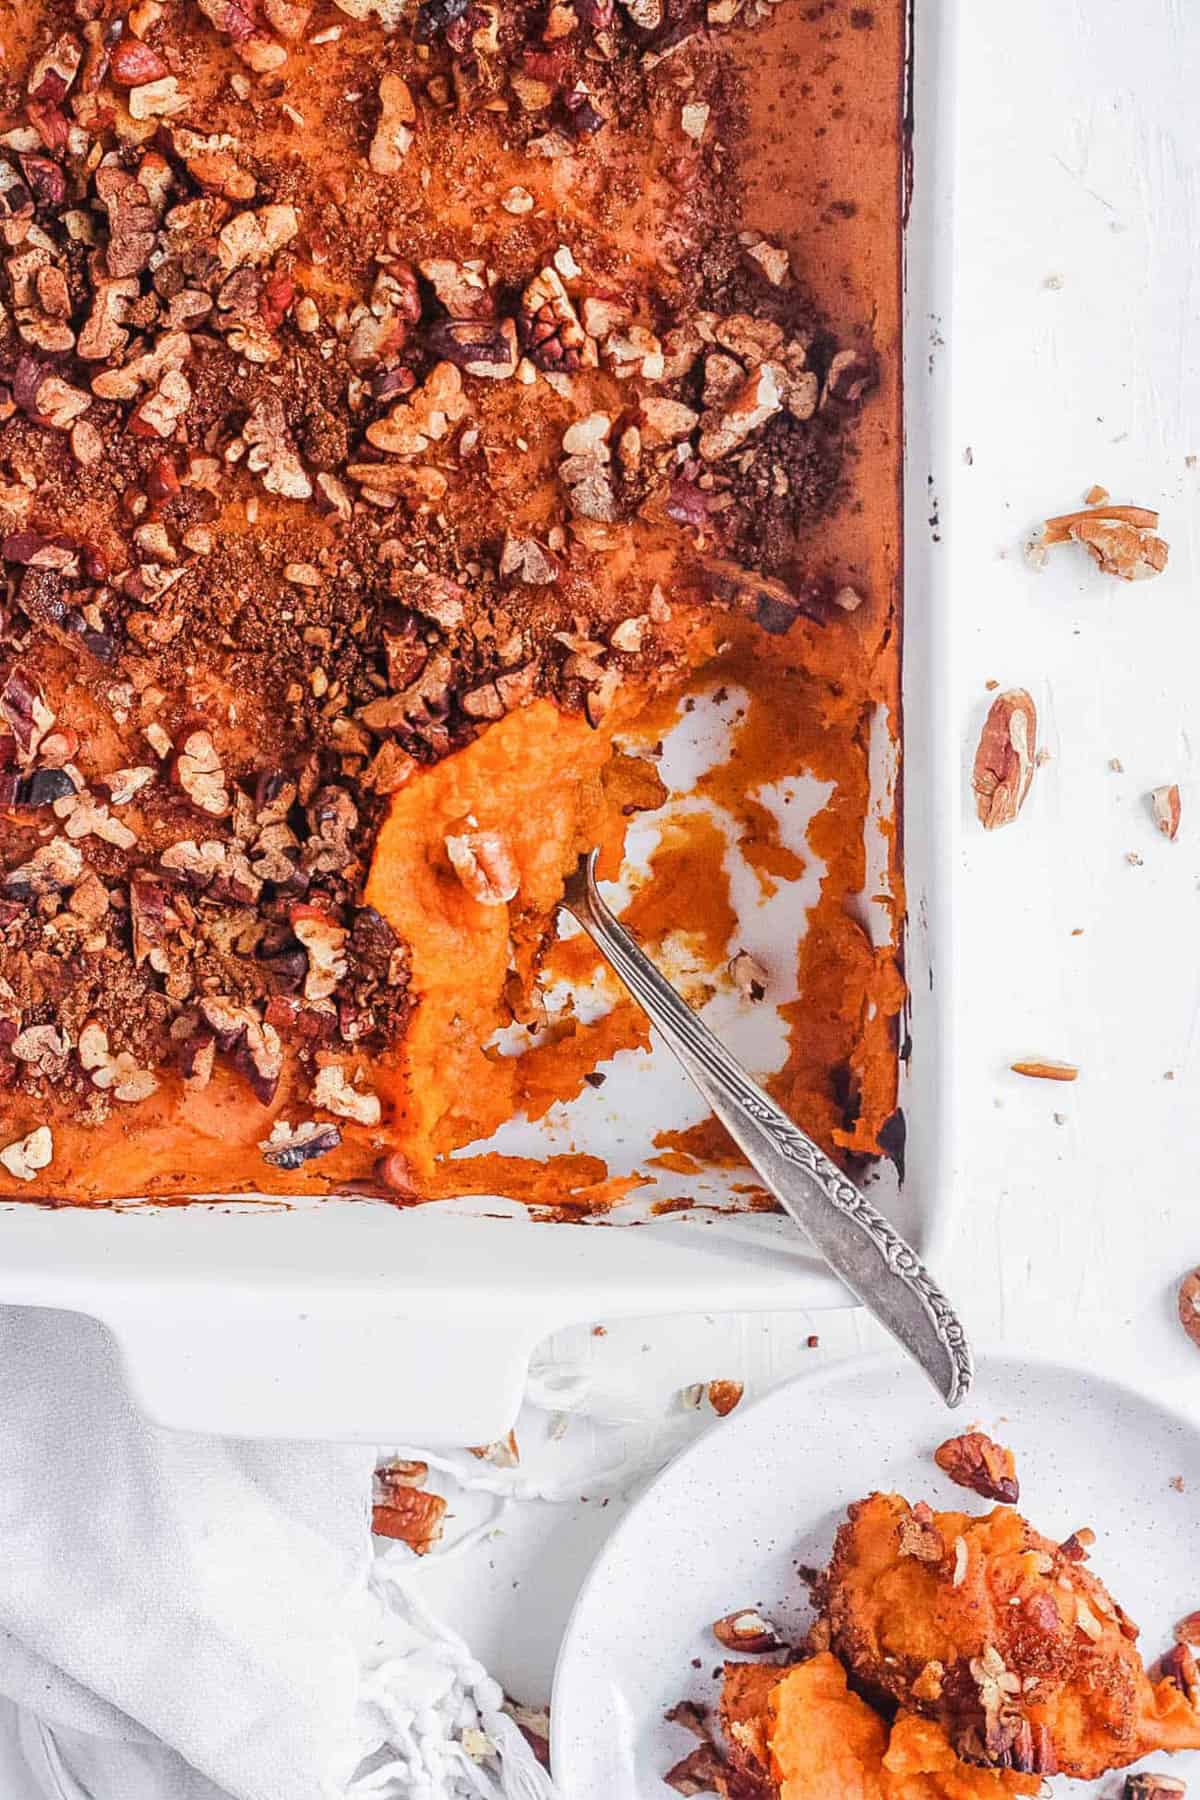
[104,1308,541,1445]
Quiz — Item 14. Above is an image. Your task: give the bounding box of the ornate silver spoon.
[561,850,972,1407]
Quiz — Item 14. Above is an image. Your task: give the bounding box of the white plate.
[551,1352,1200,1798]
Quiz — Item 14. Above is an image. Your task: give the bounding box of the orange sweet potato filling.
[721,1653,1040,1800]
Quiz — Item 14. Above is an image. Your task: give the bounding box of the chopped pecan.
[445,826,519,905]
[710,1609,782,1652]
[176,730,231,816]
[698,361,783,461]
[109,39,170,84]
[216,203,298,271]
[706,1379,743,1416]
[1151,784,1182,840]
[519,265,590,371]
[934,1431,1019,1503]
[663,1745,726,1795]
[1041,503,1169,581]
[312,1062,381,1125]
[371,1483,447,1553]
[1162,1644,1200,1708]
[972,688,1037,829]
[94,164,159,279]
[1010,1059,1078,1082]
[291,906,349,1001]
[244,394,312,499]
[0,666,54,763]
[898,1500,946,1562]
[369,73,416,174]
[0,1125,54,1183]
[425,317,517,378]
[77,1021,158,1103]
[499,533,558,584]
[1124,1778,1187,1800]
[1179,1269,1200,1351]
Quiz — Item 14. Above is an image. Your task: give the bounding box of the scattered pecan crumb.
[1151,784,1182,840]
[1010,1060,1078,1083]
[469,1430,519,1467]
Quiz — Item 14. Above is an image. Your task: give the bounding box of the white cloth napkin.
[0,1304,555,1800]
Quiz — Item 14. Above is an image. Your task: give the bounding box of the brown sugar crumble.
[1,0,904,1204]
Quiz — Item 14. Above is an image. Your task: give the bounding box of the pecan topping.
[0,1125,54,1184]
[519,265,590,371]
[898,1500,946,1562]
[244,394,312,499]
[176,730,231,816]
[369,73,417,174]
[445,825,519,905]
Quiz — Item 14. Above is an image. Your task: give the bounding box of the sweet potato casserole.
[0,0,905,1204]
[669,1489,1200,1796]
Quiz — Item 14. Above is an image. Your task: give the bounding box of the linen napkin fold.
[0,1304,555,1800]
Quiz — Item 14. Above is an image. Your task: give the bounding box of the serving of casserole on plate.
[0,0,908,1219]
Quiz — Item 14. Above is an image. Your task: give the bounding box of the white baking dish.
[0,1,957,1445]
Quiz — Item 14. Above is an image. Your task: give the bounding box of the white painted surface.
[408,0,1200,1710]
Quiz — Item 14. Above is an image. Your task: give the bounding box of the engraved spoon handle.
[563,851,972,1407]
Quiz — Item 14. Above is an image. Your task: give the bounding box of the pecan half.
[934,1430,1019,1503]
[972,688,1037,829]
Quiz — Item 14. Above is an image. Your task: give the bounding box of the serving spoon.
[561,850,973,1408]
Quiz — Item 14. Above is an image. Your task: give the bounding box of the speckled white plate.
[551,1352,1200,1798]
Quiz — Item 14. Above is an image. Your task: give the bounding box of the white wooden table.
[411,0,1200,1709]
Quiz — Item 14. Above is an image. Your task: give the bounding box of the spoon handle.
[564,851,973,1408]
